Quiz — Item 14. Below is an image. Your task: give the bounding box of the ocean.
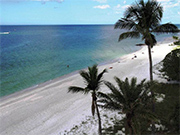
[0,25,179,97]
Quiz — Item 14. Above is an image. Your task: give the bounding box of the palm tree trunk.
[92,92,102,135]
[95,100,102,135]
[147,45,156,134]
[126,114,134,135]
[147,45,153,81]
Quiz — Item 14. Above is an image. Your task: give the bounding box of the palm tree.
[68,65,107,135]
[98,77,154,134]
[114,1,179,133]
[114,0,179,81]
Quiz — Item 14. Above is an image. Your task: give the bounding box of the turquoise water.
[0,25,179,97]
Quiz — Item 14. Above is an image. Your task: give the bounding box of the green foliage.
[98,77,154,134]
[68,64,107,135]
[68,65,107,116]
[160,49,180,81]
[174,40,180,45]
[114,0,179,47]
[100,81,180,135]
[173,36,180,45]
[67,78,179,135]
[68,65,107,94]
[173,36,179,40]
[153,83,180,134]
[114,0,179,82]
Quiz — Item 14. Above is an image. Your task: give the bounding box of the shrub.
[160,49,180,81]
[173,36,180,45]
[154,83,180,134]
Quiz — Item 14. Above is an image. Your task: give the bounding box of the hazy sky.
[0,0,179,25]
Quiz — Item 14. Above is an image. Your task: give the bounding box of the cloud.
[115,11,121,14]
[93,5,110,9]
[123,0,126,4]
[93,0,107,3]
[0,0,64,3]
[122,5,130,9]
[115,4,121,8]
[113,4,128,15]
[0,0,22,1]
[33,0,64,3]
[157,0,170,2]
[162,1,180,9]
[157,0,180,9]
[114,4,130,10]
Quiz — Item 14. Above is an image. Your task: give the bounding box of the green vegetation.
[68,65,107,135]
[67,1,180,134]
[67,79,179,135]
[67,63,179,135]
[98,77,155,135]
[101,81,180,134]
[153,83,180,134]
[160,49,180,81]
[101,83,180,135]
[173,36,180,45]
[114,0,179,81]
[114,0,178,133]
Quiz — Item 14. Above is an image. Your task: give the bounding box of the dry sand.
[0,42,175,135]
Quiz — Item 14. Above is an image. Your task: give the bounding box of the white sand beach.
[0,42,175,135]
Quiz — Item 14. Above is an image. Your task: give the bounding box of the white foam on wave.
[0,32,10,34]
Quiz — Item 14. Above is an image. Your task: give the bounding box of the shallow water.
[0,25,179,97]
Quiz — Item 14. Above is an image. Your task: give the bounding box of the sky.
[0,0,179,25]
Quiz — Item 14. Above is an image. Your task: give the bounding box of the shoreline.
[0,45,144,101]
[0,41,175,135]
[0,40,173,104]
[1,31,176,98]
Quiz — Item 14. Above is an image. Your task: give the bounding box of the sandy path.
[0,43,174,135]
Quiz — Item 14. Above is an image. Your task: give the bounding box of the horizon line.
[1,23,180,26]
[0,24,115,26]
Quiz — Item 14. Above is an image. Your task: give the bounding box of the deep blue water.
[0,25,179,97]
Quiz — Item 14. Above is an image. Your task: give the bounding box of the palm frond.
[97,69,107,83]
[152,23,179,33]
[130,77,137,90]
[98,99,122,110]
[97,91,111,100]
[104,81,120,96]
[78,64,106,91]
[124,77,131,92]
[136,79,146,92]
[79,70,90,84]
[114,18,137,30]
[114,77,126,96]
[137,0,163,29]
[104,79,126,104]
[145,0,163,28]
[68,86,89,94]
[124,4,141,22]
[139,79,146,86]
[122,0,163,30]
[87,65,98,90]
[89,65,98,81]
[135,105,157,121]
[118,31,140,41]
